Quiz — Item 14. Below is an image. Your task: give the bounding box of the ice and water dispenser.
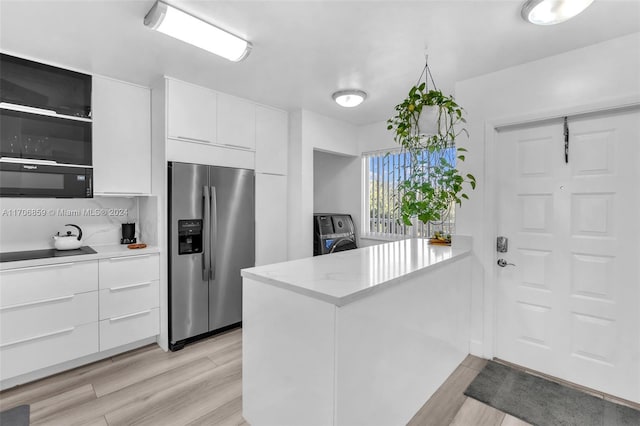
[178,219,203,255]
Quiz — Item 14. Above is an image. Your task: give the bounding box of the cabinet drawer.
[99,280,159,320]
[99,307,159,351]
[0,322,98,381]
[99,254,159,289]
[0,261,98,307]
[1,291,97,345]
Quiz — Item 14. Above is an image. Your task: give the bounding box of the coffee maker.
[121,223,136,244]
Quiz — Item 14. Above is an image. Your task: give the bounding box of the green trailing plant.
[387,62,476,227]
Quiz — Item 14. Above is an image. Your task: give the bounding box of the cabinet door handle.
[0,295,74,311]
[0,262,75,273]
[107,255,150,262]
[175,135,212,144]
[0,327,75,349]
[109,309,152,322]
[109,281,152,292]
[223,143,255,152]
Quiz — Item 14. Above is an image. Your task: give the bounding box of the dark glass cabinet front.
[0,109,92,166]
[0,53,91,118]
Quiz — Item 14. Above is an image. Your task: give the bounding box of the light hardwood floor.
[1,329,528,425]
[408,356,531,426]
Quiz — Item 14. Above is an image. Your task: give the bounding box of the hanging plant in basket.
[387,59,476,230]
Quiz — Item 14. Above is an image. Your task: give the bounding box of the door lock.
[497,259,516,267]
[497,236,508,253]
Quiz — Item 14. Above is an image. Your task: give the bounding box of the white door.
[495,107,640,402]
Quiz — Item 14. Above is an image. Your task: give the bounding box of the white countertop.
[241,238,471,306]
[0,244,160,270]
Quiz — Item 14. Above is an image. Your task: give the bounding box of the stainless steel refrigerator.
[168,162,254,351]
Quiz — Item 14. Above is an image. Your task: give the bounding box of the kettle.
[53,224,83,250]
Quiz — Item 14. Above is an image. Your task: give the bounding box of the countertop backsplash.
[0,197,140,252]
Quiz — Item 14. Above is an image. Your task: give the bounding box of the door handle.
[202,186,210,282]
[497,259,516,267]
[210,186,217,280]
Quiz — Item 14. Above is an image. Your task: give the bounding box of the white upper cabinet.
[92,76,151,194]
[167,78,217,144]
[255,106,288,175]
[217,93,256,151]
[162,78,287,173]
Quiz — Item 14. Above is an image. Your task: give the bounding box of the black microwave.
[0,161,92,198]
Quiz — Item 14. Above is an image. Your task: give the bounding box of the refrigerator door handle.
[210,186,217,280]
[202,185,210,282]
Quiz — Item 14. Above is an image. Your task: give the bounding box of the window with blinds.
[362,148,455,238]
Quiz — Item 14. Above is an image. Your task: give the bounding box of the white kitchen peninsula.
[241,238,472,426]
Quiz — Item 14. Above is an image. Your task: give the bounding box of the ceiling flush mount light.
[144,0,251,62]
[332,90,367,108]
[521,0,595,25]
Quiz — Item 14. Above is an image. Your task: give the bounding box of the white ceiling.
[1,0,639,125]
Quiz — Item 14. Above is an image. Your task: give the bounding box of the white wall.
[454,32,640,357]
[288,110,359,260]
[357,120,395,154]
[0,197,141,252]
[313,150,361,238]
[304,111,359,156]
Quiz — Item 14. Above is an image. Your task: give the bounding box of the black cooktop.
[0,246,97,263]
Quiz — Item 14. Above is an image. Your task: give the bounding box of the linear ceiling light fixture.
[521,0,595,25]
[144,0,251,62]
[332,90,367,108]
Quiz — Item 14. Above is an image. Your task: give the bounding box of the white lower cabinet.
[0,322,98,380]
[0,252,161,384]
[99,254,160,289]
[99,308,160,351]
[98,254,160,351]
[0,260,99,381]
[0,261,98,306]
[1,292,98,346]
[99,281,159,320]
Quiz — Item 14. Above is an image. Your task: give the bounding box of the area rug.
[464,360,640,426]
[0,404,30,426]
